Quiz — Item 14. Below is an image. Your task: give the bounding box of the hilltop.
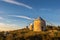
[0,17,60,40]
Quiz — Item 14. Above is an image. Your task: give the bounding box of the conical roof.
[34,17,45,21]
[37,17,43,20]
[37,17,40,20]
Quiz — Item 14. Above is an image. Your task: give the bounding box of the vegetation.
[0,26,60,40]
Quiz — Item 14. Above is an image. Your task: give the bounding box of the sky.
[0,0,60,31]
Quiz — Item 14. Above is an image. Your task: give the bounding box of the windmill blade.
[44,19,56,26]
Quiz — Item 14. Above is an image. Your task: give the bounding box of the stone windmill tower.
[33,17,46,31]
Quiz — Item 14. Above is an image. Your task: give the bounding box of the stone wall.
[29,23,33,31]
[34,19,42,31]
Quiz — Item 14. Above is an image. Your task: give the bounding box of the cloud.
[0,23,20,31]
[0,11,4,14]
[0,17,4,20]
[2,0,32,9]
[54,9,60,14]
[40,8,52,11]
[9,15,34,20]
[40,8,60,13]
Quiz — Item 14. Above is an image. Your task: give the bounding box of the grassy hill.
[0,26,60,40]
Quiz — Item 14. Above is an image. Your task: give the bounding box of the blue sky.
[0,0,60,31]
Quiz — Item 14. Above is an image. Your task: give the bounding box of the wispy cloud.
[54,9,60,14]
[0,11,4,14]
[2,0,32,9]
[40,8,52,11]
[0,17,4,20]
[9,15,34,20]
[40,8,60,14]
[0,23,20,31]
